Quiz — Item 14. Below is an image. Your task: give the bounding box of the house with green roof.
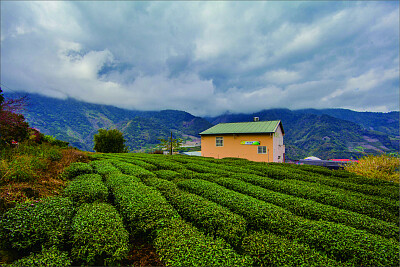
[199,118,285,162]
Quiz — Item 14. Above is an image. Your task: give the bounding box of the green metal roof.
[200,120,284,135]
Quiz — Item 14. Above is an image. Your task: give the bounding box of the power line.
[0,82,20,94]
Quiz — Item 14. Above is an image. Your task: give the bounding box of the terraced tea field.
[1,153,399,266]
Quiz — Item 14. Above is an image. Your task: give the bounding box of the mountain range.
[4,92,399,160]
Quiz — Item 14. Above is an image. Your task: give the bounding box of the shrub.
[242,231,338,266]
[211,175,399,240]
[63,174,108,206]
[46,148,63,161]
[90,159,121,177]
[0,197,75,252]
[111,160,156,180]
[177,179,399,265]
[93,128,128,153]
[71,203,129,266]
[154,169,183,181]
[0,155,47,183]
[154,218,253,266]
[105,173,179,235]
[145,177,247,246]
[62,162,93,179]
[346,154,400,183]
[10,246,72,267]
[227,172,398,224]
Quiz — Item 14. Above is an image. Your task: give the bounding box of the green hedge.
[62,174,108,206]
[145,177,247,246]
[117,158,158,171]
[140,157,187,172]
[105,173,179,235]
[90,159,121,177]
[228,173,398,224]
[62,162,93,179]
[71,203,129,266]
[177,179,399,266]
[154,218,253,266]
[10,246,72,267]
[266,164,399,199]
[176,161,398,223]
[111,160,156,180]
[154,169,183,181]
[202,175,399,240]
[242,231,338,266]
[0,197,74,252]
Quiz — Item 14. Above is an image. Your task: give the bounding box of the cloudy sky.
[1,1,398,116]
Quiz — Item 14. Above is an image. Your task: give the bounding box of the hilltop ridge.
[4,92,399,160]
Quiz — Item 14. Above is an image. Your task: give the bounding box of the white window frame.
[216,136,224,147]
[258,146,267,154]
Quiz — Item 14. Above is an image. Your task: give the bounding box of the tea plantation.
[1,153,399,266]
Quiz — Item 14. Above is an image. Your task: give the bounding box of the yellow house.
[199,119,285,163]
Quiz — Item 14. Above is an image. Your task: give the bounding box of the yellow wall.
[201,134,275,162]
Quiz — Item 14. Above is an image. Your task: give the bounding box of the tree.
[0,88,4,112]
[93,129,128,153]
[157,132,183,155]
[0,88,30,147]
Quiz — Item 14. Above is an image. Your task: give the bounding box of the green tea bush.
[177,179,399,265]
[63,174,108,206]
[10,246,72,267]
[141,157,187,172]
[154,169,183,181]
[62,162,93,179]
[111,160,156,180]
[267,164,399,199]
[154,218,253,266]
[228,173,398,224]
[0,197,75,252]
[242,231,338,266]
[90,159,121,177]
[119,158,158,171]
[105,173,179,235]
[71,203,129,266]
[145,177,247,246]
[212,176,399,239]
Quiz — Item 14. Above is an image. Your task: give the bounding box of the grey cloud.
[1,1,398,117]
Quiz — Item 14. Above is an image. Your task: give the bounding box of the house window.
[216,137,223,147]
[258,146,267,154]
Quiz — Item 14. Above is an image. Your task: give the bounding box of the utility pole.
[170,131,173,155]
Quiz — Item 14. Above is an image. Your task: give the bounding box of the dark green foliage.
[10,246,72,267]
[62,162,93,179]
[0,111,30,148]
[0,197,74,252]
[250,163,399,198]
[93,128,128,153]
[145,177,247,246]
[142,157,188,172]
[71,203,129,266]
[154,169,183,181]
[111,160,156,180]
[105,172,179,235]
[177,179,399,265]
[0,88,4,111]
[89,159,121,176]
[63,174,108,206]
[242,231,338,266]
[228,172,398,224]
[210,175,399,239]
[154,218,253,266]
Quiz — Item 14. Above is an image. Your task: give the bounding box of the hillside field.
[1,153,399,266]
